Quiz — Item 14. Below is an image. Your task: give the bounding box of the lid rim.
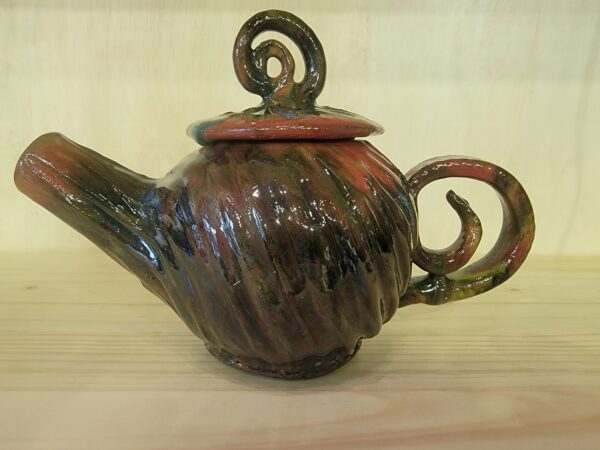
[188,106,384,145]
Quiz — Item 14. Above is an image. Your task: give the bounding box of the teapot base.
[205,340,362,380]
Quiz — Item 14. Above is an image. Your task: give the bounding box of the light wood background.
[1,253,599,449]
[1,0,600,255]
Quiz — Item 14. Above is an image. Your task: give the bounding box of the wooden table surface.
[1,252,599,449]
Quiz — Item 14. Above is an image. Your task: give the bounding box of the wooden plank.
[0,252,599,449]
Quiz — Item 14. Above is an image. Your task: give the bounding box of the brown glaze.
[188,107,383,145]
[13,10,535,379]
[402,157,535,307]
[188,10,383,145]
[15,136,415,378]
[233,10,325,110]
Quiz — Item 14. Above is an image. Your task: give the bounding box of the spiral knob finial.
[233,10,326,110]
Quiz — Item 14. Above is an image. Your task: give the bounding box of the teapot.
[14,10,535,379]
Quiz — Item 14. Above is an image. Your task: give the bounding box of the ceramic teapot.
[14,10,535,379]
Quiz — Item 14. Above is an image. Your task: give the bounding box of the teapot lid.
[187,10,383,145]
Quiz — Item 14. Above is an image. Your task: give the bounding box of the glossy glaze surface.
[15,135,416,378]
[13,10,535,379]
[188,10,383,145]
[402,157,535,307]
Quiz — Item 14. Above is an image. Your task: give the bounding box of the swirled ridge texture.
[145,140,416,368]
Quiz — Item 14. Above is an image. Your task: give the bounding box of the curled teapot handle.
[398,157,535,307]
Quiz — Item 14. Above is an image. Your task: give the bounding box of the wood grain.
[1,252,599,449]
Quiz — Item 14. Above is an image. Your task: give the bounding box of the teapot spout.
[14,133,166,298]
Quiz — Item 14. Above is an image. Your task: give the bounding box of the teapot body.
[151,139,417,378]
[14,10,535,380]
